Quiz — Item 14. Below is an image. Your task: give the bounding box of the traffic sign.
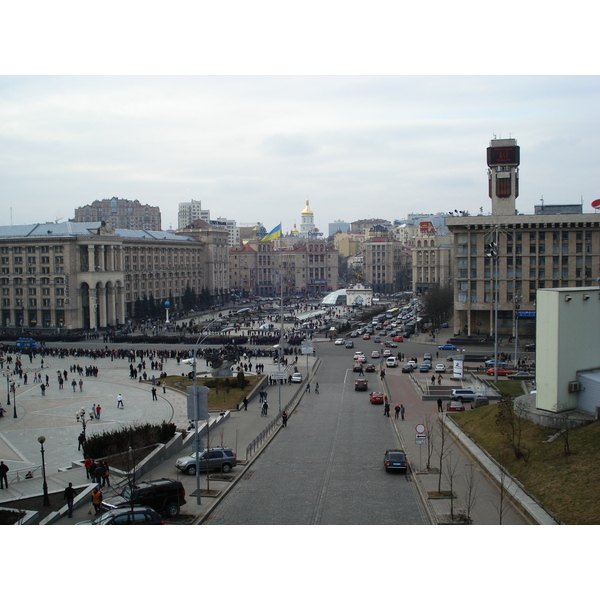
[415,434,426,445]
[415,423,426,434]
[270,371,288,381]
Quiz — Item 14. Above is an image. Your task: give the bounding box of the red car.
[370,391,384,404]
[365,363,376,372]
[486,368,513,376]
[363,334,371,340]
[446,401,465,412]
[392,336,404,342]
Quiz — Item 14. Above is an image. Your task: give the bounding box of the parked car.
[369,391,384,404]
[450,388,486,402]
[486,368,513,376]
[446,401,466,412]
[78,506,164,525]
[434,364,446,373]
[383,449,408,473]
[175,447,237,475]
[438,344,457,351]
[365,363,376,373]
[355,378,368,391]
[102,478,186,518]
[471,398,490,409]
[508,371,536,380]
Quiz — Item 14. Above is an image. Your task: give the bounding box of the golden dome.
[301,198,314,216]
[291,223,299,233]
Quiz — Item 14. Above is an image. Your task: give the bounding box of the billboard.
[420,221,436,235]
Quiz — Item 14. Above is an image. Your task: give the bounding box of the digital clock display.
[487,146,520,166]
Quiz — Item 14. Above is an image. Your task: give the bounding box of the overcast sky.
[1,4,598,235]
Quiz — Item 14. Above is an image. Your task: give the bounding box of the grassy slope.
[451,405,600,525]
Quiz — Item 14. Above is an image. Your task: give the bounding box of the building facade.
[177,200,210,230]
[446,137,600,338]
[0,221,206,330]
[73,197,162,231]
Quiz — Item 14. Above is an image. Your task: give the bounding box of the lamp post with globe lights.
[38,435,50,506]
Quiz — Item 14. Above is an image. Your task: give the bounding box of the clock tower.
[487,137,520,216]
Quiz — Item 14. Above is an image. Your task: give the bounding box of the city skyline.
[1,76,598,234]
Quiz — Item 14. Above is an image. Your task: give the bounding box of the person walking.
[101,461,110,488]
[437,374,443,385]
[0,461,9,489]
[262,400,269,417]
[437,397,443,413]
[79,379,83,392]
[71,379,77,392]
[394,404,400,419]
[117,393,124,409]
[96,404,101,419]
[91,404,97,419]
[40,383,46,396]
[64,482,77,518]
[400,404,406,420]
[89,459,97,483]
[315,382,319,394]
[84,456,92,479]
[91,486,103,515]
[281,411,288,427]
[384,397,391,417]
[94,462,105,488]
[151,387,158,401]
[305,382,310,393]
[242,397,248,411]
[431,374,436,385]
[77,431,86,451]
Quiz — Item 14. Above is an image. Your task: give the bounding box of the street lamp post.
[5,370,10,406]
[191,308,250,504]
[11,379,16,418]
[38,435,50,506]
[164,301,170,324]
[513,294,522,370]
[485,229,500,384]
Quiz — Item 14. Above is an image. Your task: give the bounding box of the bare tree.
[436,415,453,493]
[424,412,437,472]
[444,452,460,520]
[497,461,512,525]
[495,397,530,462]
[559,413,572,458]
[463,463,479,524]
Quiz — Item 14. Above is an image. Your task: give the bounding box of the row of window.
[2,298,66,307]
[1,246,64,254]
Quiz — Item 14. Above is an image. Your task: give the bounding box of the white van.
[386,356,398,368]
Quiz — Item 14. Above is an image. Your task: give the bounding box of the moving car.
[438,344,457,351]
[450,388,486,402]
[384,341,398,348]
[371,350,380,358]
[423,353,433,362]
[345,340,354,348]
[383,449,408,473]
[401,364,413,373]
[355,378,368,391]
[383,349,392,357]
[175,447,237,475]
[508,371,536,380]
[524,344,536,353]
[419,363,431,372]
[365,363,376,373]
[446,401,466,412]
[78,506,164,525]
[369,391,384,404]
[386,356,398,368]
[485,359,508,368]
[392,336,404,342]
[363,334,371,340]
[291,372,303,383]
[334,338,345,345]
[486,368,513,376]
[434,364,446,373]
[352,363,363,372]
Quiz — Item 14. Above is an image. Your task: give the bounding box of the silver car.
[175,447,237,476]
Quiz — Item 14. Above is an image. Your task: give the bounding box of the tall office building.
[178,200,210,229]
[73,197,162,231]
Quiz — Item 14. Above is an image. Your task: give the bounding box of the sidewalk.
[0,349,317,524]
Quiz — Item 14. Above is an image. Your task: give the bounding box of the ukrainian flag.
[261,223,282,242]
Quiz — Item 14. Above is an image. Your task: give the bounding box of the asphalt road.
[204,338,429,525]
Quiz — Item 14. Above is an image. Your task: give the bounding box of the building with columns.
[0,221,205,330]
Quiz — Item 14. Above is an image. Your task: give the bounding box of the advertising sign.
[453,357,464,378]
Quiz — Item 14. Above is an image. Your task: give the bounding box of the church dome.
[301,198,313,216]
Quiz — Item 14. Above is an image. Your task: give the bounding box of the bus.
[385,307,400,320]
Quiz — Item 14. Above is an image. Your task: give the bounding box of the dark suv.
[383,449,408,473]
[175,447,237,476]
[102,478,186,518]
